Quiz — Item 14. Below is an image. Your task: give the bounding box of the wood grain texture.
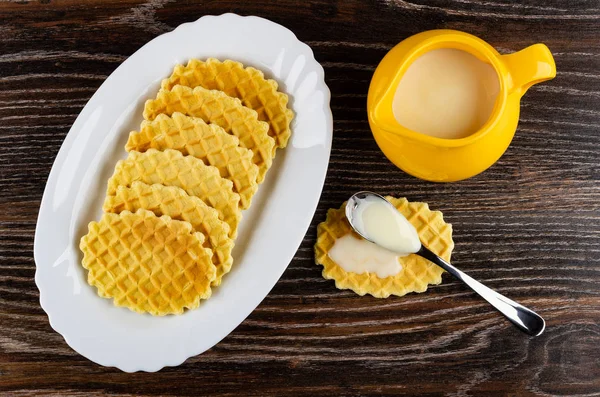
[0,0,599,395]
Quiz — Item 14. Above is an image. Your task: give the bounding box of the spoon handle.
[417,246,545,336]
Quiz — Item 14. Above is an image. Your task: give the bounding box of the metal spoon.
[346,191,545,336]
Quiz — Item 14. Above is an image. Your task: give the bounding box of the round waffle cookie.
[161,58,294,149]
[126,112,259,209]
[143,85,275,183]
[315,197,454,298]
[79,209,216,315]
[103,182,234,286]
[106,148,242,238]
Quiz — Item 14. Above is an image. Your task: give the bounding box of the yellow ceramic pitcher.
[367,30,556,182]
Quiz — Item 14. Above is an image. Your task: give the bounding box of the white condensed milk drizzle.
[328,234,402,278]
[328,195,422,278]
[352,195,421,255]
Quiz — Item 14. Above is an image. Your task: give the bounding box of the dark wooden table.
[1,1,599,396]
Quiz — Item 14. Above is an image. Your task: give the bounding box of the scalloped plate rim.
[33,13,332,372]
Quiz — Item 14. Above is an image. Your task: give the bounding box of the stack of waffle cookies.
[80,58,294,316]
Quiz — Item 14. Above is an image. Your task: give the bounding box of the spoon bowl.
[345,191,393,242]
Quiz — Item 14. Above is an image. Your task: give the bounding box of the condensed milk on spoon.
[328,195,421,278]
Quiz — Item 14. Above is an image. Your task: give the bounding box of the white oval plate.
[34,14,332,372]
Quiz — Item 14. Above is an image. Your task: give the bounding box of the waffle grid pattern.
[107,149,242,238]
[161,58,294,149]
[127,112,258,209]
[79,209,216,315]
[144,85,275,183]
[103,182,234,286]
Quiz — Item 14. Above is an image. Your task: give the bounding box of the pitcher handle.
[502,44,556,96]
